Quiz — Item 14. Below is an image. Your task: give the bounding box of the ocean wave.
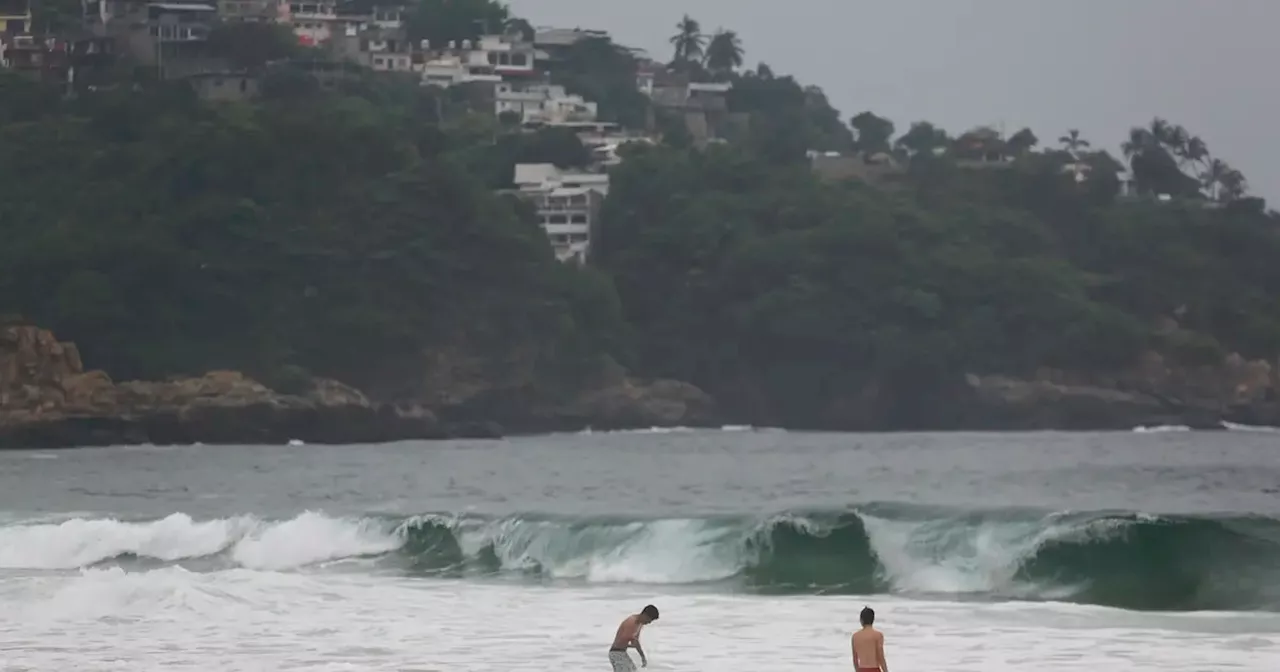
[3,505,1279,612]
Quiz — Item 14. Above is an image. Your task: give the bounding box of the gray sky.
[510,0,1279,202]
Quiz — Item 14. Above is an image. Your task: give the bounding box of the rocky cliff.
[0,324,444,448]
[0,324,720,449]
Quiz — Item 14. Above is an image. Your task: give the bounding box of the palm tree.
[669,15,706,64]
[1058,129,1090,157]
[704,29,744,74]
[1179,135,1210,172]
[1200,158,1231,200]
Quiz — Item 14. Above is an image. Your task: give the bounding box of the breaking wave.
[3,505,1279,612]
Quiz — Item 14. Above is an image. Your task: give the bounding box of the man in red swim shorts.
[852,605,888,672]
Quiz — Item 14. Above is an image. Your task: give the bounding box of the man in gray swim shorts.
[609,604,659,670]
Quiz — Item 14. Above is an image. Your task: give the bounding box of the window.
[512,53,528,66]
[570,214,587,224]
[548,214,568,224]
[487,52,497,65]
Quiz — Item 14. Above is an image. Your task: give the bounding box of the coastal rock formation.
[414,347,719,433]
[1,324,720,448]
[0,324,441,448]
[962,349,1279,430]
[550,377,719,430]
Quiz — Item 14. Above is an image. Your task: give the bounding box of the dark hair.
[860,606,875,626]
[642,605,660,620]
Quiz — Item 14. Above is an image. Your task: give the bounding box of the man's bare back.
[852,606,887,672]
[608,605,659,672]
[611,615,645,651]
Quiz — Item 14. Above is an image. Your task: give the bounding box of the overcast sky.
[509,0,1278,201]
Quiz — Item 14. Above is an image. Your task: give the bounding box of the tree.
[503,16,536,42]
[550,35,650,129]
[895,121,949,158]
[1006,127,1038,155]
[1058,129,1090,157]
[704,29,744,75]
[670,15,706,65]
[849,111,895,155]
[406,0,510,48]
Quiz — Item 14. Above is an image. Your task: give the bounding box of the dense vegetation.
[2,1,1278,428]
[0,60,626,400]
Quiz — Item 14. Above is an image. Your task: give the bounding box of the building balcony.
[543,222,591,236]
[288,1,335,19]
[149,23,211,41]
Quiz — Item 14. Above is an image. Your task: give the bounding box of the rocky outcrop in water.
[0,324,721,448]
[0,324,441,448]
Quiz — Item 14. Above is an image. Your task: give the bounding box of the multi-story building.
[80,1,220,78]
[512,163,610,264]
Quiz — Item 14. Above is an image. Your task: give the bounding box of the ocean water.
[1,429,1278,671]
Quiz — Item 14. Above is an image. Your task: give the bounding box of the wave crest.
[4,505,1279,612]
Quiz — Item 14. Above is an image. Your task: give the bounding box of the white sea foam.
[1132,424,1192,433]
[1221,420,1280,432]
[1,568,1276,672]
[0,511,401,571]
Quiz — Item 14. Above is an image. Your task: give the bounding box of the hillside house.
[289,1,338,45]
[78,1,220,78]
[512,163,610,264]
[493,82,595,124]
[952,127,1014,168]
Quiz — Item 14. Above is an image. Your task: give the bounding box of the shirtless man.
[852,606,888,672]
[608,604,659,671]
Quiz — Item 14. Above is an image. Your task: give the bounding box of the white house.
[288,1,338,45]
[420,52,500,86]
[513,163,610,264]
[495,82,597,124]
